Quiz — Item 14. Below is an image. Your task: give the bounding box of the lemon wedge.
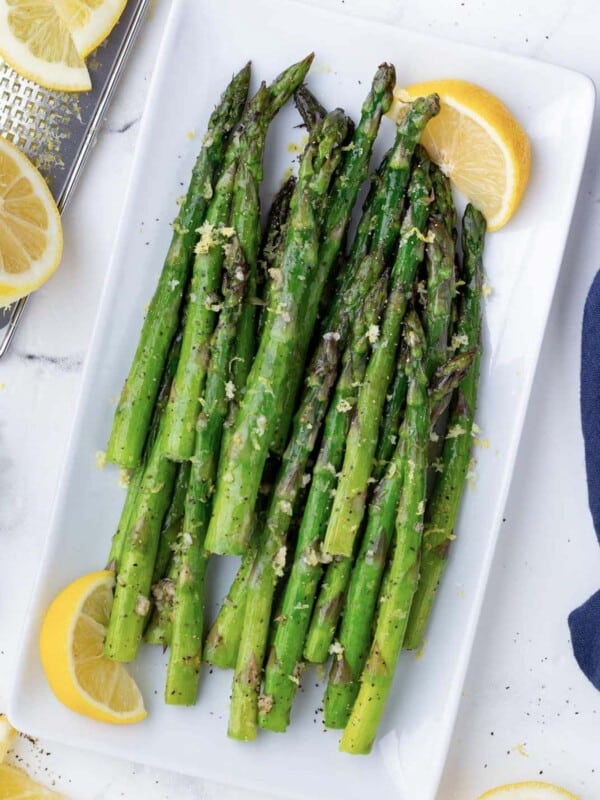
[0,0,91,92]
[53,0,127,58]
[478,781,580,800]
[0,137,63,307]
[390,79,531,231]
[0,764,62,799]
[39,570,147,724]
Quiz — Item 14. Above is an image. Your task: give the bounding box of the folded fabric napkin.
[568,269,600,690]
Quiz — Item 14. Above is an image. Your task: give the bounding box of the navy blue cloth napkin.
[568,269,600,690]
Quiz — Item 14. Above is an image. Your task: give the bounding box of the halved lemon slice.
[53,0,127,58]
[0,0,91,92]
[39,570,147,724]
[390,79,531,231]
[0,137,63,307]
[478,781,579,799]
[0,764,62,799]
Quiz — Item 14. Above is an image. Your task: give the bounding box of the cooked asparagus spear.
[270,65,396,454]
[163,57,313,462]
[258,177,296,312]
[165,236,248,704]
[162,158,238,461]
[373,343,408,481]
[258,272,388,731]
[403,203,485,651]
[305,152,435,664]
[228,332,339,741]
[223,55,316,458]
[106,64,251,469]
[294,84,327,130]
[104,424,179,661]
[323,349,474,728]
[152,461,191,584]
[323,114,439,558]
[430,162,457,240]
[424,215,456,380]
[203,534,259,669]
[205,109,349,556]
[107,328,183,571]
[340,310,429,755]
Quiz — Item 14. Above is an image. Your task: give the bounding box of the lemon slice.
[0,0,91,92]
[53,0,127,58]
[391,79,531,231]
[0,764,62,799]
[478,781,579,800]
[0,137,63,307]
[39,570,147,724]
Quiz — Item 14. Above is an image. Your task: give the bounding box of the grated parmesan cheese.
[135,595,151,617]
[446,424,467,439]
[329,640,344,661]
[273,546,287,577]
[366,324,380,345]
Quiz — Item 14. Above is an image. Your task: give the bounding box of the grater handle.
[0,0,150,359]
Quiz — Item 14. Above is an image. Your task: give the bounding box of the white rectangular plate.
[9,1,594,798]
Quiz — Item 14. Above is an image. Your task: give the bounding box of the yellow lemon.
[0,0,91,92]
[478,781,580,800]
[0,764,62,799]
[53,0,128,58]
[391,79,531,231]
[0,137,63,307]
[39,570,147,724]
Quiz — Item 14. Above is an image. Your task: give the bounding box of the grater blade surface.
[0,0,149,351]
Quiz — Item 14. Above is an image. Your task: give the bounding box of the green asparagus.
[165,236,248,704]
[228,332,339,740]
[104,424,179,661]
[107,325,184,570]
[424,215,456,380]
[224,55,316,462]
[259,271,388,731]
[203,535,259,669]
[340,310,429,755]
[294,83,327,130]
[106,64,251,468]
[152,461,191,585]
[323,130,438,558]
[323,348,474,728]
[205,109,349,556]
[270,65,396,454]
[403,203,485,651]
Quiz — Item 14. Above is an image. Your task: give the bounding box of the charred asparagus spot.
[294,84,328,130]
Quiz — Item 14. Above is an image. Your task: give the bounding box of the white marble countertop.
[2,0,600,797]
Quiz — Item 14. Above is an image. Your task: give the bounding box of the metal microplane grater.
[0,0,149,358]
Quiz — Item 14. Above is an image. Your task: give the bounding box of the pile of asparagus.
[103,54,486,754]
